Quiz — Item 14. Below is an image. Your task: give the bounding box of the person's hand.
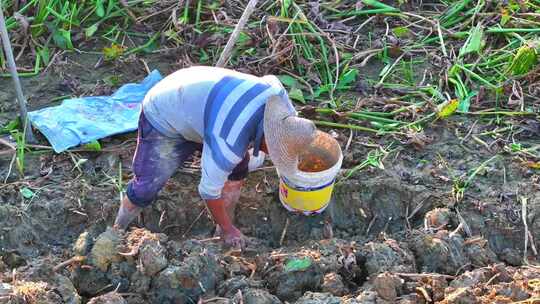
[220,225,246,250]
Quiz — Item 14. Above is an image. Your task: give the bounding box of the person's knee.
[126,181,158,208]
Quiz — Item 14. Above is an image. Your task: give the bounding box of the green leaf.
[199,49,209,63]
[379,62,393,77]
[141,39,158,54]
[421,86,446,102]
[508,44,538,76]
[96,0,105,17]
[392,26,410,38]
[237,31,251,46]
[510,143,522,152]
[104,75,120,86]
[341,52,353,60]
[460,24,484,56]
[106,76,120,87]
[288,88,306,104]
[60,31,73,49]
[362,0,397,10]
[501,8,511,26]
[313,84,331,98]
[103,44,125,61]
[277,75,298,88]
[1,119,20,134]
[53,29,73,50]
[448,64,460,78]
[337,68,359,89]
[83,140,102,151]
[458,91,477,112]
[436,99,459,118]
[85,23,99,38]
[105,0,116,16]
[38,46,50,65]
[178,15,189,24]
[283,0,292,11]
[284,257,312,272]
[20,187,35,199]
[53,31,68,49]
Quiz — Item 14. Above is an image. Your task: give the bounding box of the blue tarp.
[28,70,163,153]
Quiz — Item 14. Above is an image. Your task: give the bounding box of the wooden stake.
[0,2,35,143]
[216,0,259,67]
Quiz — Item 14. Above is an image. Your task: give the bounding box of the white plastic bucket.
[278,131,343,215]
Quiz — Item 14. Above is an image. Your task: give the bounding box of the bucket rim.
[294,131,343,177]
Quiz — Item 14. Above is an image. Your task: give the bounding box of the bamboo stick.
[0,2,35,142]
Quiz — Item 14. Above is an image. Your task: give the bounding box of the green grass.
[1,0,156,75]
[452,154,499,202]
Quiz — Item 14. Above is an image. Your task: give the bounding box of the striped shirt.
[142,66,290,199]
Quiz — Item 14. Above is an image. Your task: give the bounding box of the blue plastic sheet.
[28,70,163,153]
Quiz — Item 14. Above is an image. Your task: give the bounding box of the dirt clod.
[71,266,111,297]
[410,231,497,274]
[53,274,82,304]
[151,242,224,303]
[322,272,348,296]
[129,270,151,294]
[0,283,12,296]
[124,229,168,276]
[499,248,522,266]
[267,256,323,301]
[2,252,26,269]
[73,231,92,255]
[242,288,282,304]
[429,275,448,302]
[87,292,127,304]
[424,208,452,229]
[353,290,378,303]
[373,272,404,301]
[295,292,341,304]
[359,239,416,277]
[89,227,123,272]
[10,281,63,304]
[218,276,250,298]
[443,287,477,304]
[73,231,92,256]
[2,259,82,304]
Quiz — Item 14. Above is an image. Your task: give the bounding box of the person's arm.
[206,198,243,243]
[206,197,233,229]
[199,145,246,248]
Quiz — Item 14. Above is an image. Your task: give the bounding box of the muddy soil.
[1,43,540,304]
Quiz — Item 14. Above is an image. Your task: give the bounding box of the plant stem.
[486,27,540,33]
[333,8,399,18]
[314,120,404,135]
[458,111,537,116]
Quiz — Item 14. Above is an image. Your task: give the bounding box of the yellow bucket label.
[279,178,335,212]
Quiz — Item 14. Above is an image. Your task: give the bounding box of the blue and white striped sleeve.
[198,143,237,200]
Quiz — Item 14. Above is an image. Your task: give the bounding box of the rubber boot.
[114,197,142,230]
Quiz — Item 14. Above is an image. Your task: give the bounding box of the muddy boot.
[114,197,142,230]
